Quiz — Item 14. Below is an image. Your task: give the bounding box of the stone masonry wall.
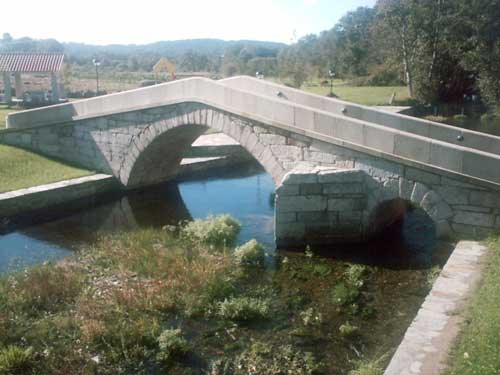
[1,102,500,242]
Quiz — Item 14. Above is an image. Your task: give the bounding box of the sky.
[1,0,376,45]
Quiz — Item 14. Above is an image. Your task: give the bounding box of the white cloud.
[303,0,318,6]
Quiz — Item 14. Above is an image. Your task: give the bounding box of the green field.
[0,144,93,193]
[301,80,411,106]
[0,104,20,128]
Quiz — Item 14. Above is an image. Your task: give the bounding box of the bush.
[181,215,241,247]
[339,322,359,338]
[331,282,360,307]
[234,240,265,267]
[156,329,189,365]
[0,346,35,375]
[217,297,270,322]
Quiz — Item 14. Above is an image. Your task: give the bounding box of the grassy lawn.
[301,80,411,106]
[0,104,21,128]
[0,144,93,193]
[444,237,500,375]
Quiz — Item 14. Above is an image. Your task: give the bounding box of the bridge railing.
[220,76,500,157]
[6,77,500,188]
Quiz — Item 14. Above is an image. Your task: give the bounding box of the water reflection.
[0,163,276,272]
[0,161,446,273]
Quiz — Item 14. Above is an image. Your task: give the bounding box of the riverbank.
[0,214,446,374]
[0,144,94,193]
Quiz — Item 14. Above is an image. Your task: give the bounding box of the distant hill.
[0,34,286,73]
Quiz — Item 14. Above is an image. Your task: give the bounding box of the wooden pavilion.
[0,53,64,104]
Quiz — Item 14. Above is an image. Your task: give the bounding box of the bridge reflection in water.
[0,161,444,273]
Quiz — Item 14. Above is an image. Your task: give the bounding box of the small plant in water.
[300,307,323,326]
[233,239,265,267]
[180,214,241,247]
[217,296,270,322]
[156,328,190,365]
[331,282,360,307]
[339,322,359,338]
[0,346,35,375]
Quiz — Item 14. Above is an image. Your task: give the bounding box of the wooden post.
[2,72,12,104]
[14,72,23,99]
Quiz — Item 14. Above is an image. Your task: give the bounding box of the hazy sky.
[1,0,376,45]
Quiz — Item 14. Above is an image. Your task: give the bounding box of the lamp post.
[328,69,335,97]
[92,59,101,96]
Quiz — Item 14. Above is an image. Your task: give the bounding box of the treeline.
[0,34,284,77]
[280,0,500,110]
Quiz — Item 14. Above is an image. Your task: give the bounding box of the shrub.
[339,322,359,338]
[234,240,265,267]
[0,346,35,375]
[331,282,360,307]
[300,308,323,327]
[181,215,241,247]
[156,329,189,365]
[217,297,270,322]
[346,265,367,288]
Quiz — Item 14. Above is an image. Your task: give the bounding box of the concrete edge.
[384,240,488,375]
[0,174,120,217]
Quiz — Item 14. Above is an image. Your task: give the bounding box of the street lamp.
[92,59,101,96]
[328,69,335,97]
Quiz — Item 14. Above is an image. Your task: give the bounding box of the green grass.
[0,144,93,193]
[444,237,500,375]
[301,80,411,106]
[0,104,21,128]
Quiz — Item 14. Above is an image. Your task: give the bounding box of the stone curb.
[384,240,488,375]
[0,174,119,218]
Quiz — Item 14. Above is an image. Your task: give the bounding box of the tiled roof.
[0,53,64,72]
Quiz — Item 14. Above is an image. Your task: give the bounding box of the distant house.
[0,53,65,105]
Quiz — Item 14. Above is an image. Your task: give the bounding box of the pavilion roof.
[0,53,64,73]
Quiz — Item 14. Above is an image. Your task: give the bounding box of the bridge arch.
[364,177,453,240]
[118,103,287,188]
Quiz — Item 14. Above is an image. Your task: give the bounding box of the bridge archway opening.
[367,198,437,264]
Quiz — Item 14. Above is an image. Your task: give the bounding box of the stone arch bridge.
[2,76,500,247]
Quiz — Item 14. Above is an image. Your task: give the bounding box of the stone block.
[453,211,494,228]
[364,124,395,154]
[281,170,318,185]
[355,158,403,180]
[276,212,297,224]
[394,133,431,163]
[406,167,440,186]
[259,133,287,145]
[435,220,452,239]
[275,222,305,239]
[411,182,429,205]
[297,211,337,224]
[294,106,315,131]
[430,141,463,172]
[435,186,469,205]
[336,118,364,145]
[420,191,453,221]
[470,191,500,208]
[323,183,364,195]
[303,150,338,164]
[318,169,364,183]
[399,178,414,200]
[313,111,336,136]
[276,184,300,196]
[277,195,327,212]
[300,183,323,195]
[270,144,303,161]
[328,198,365,211]
[452,205,491,213]
[382,178,399,200]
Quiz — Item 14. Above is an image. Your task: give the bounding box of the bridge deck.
[5,77,500,189]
